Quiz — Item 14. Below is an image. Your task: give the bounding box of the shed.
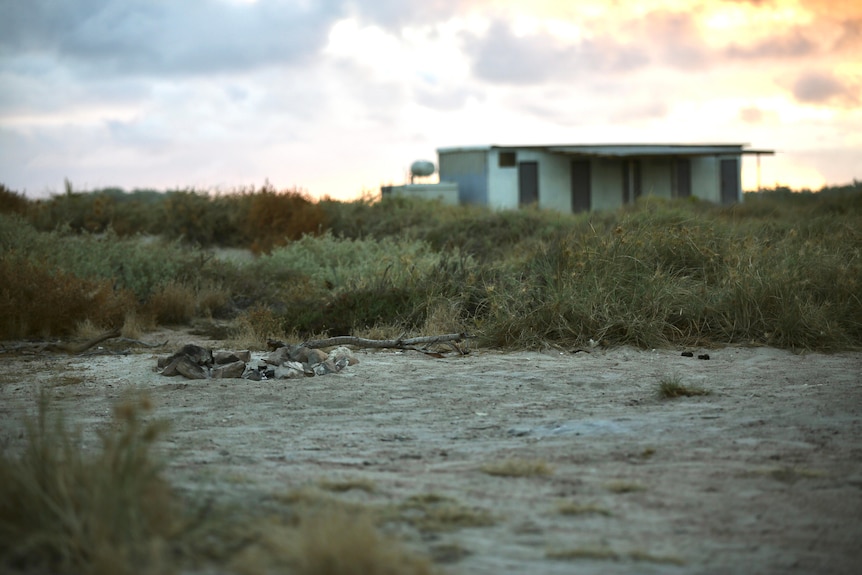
[437,144,773,212]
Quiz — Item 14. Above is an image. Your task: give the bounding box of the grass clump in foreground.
[0,396,436,575]
[396,493,496,534]
[480,457,554,477]
[235,509,436,575]
[0,392,178,575]
[658,374,711,398]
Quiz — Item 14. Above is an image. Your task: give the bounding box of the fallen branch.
[1,327,123,355]
[301,332,471,351]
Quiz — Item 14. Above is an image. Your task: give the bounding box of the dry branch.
[1,327,123,355]
[301,332,471,351]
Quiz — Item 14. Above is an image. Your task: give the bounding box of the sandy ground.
[2,330,861,574]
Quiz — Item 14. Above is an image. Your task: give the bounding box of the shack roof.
[437,144,774,157]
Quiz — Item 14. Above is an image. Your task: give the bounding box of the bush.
[0,185,29,216]
[0,394,178,575]
[0,252,133,339]
[244,186,327,254]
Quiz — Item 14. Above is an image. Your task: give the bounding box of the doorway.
[720,158,740,204]
[571,160,591,213]
[519,161,539,206]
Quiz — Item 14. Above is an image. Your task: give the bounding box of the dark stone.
[212,360,246,379]
[174,356,209,379]
[214,350,251,365]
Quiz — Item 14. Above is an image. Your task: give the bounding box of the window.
[499,151,517,167]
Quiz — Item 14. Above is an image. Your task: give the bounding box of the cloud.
[414,85,478,111]
[347,0,470,28]
[632,11,709,70]
[739,106,765,124]
[832,18,862,52]
[0,0,344,78]
[725,29,817,59]
[462,19,648,85]
[792,70,860,107]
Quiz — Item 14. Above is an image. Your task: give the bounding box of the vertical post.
[757,154,762,191]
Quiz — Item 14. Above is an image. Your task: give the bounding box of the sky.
[1,0,860,200]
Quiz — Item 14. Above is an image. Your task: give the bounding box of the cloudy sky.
[1,0,859,200]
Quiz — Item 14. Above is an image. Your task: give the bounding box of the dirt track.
[2,331,861,574]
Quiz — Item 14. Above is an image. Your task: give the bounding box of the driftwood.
[1,327,123,355]
[299,332,471,354]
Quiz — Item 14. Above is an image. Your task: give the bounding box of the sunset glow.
[0,0,859,199]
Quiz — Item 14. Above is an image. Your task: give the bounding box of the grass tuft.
[658,374,711,398]
[397,494,496,533]
[556,501,612,516]
[0,392,178,575]
[317,477,376,494]
[480,458,554,477]
[605,480,647,494]
[547,547,619,561]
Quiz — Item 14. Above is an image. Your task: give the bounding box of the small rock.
[329,346,358,366]
[265,347,292,366]
[275,363,305,379]
[214,350,251,365]
[681,351,694,357]
[174,356,209,379]
[698,354,710,360]
[212,360,246,379]
[290,346,328,364]
[312,359,339,375]
[242,367,262,381]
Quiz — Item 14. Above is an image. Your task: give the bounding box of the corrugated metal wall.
[438,150,488,205]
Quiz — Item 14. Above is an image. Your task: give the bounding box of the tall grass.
[0,395,438,575]
[0,393,177,575]
[477,203,861,349]
[2,182,860,349]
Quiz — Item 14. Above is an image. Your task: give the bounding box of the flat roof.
[437,144,774,156]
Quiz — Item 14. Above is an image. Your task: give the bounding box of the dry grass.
[658,374,711,398]
[556,501,612,517]
[421,299,468,335]
[480,457,554,477]
[547,547,684,565]
[317,477,376,494]
[120,309,154,340]
[290,510,434,575]
[145,281,196,325]
[605,481,646,494]
[0,253,132,339]
[228,305,293,350]
[753,466,828,484]
[235,508,436,575]
[546,546,619,561]
[397,494,496,533]
[0,392,178,575]
[0,398,440,575]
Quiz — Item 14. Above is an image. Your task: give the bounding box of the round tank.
[410,160,436,178]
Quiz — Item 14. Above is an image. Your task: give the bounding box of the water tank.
[410,160,436,178]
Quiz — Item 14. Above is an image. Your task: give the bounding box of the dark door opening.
[571,160,591,213]
[720,158,740,204]
[519,161,539,206]
[622,160,642,204]
[674,158,691,198]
